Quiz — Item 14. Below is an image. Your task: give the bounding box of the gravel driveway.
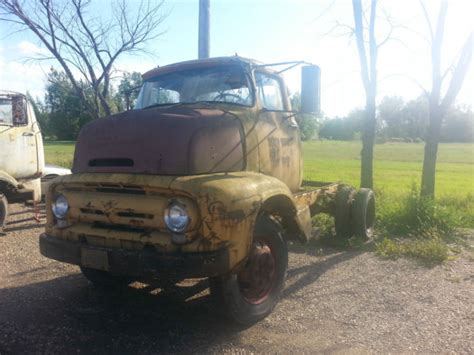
[1,203,473,354]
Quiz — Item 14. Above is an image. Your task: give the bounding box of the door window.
[0,98,13,125]
[255,72,284,110]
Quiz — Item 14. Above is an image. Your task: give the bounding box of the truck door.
[0,95,42,180]
[255,71,302,192]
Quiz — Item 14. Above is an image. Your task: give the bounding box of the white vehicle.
[0,91,45,230]
[41,164,71,196]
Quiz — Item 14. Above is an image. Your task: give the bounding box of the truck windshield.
[135,65,253,109]
[0,98,13,125]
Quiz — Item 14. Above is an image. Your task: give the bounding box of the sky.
[0,0,472,117]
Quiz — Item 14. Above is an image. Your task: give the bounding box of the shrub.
[376,237,449,265]
[376,185,459,264]
[377,185,458,238]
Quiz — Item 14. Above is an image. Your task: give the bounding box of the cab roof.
[142,56,274,80]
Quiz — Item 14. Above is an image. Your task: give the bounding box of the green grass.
[303,141,474,228]
[303,141,473,198]
[44,141,75,168]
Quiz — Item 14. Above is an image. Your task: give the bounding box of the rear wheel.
[352,188,375,239]
[0,194,8,232]
[209,215,288,325]
[80,267,131,289]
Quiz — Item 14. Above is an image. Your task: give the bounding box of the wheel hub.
[238,240,276,304]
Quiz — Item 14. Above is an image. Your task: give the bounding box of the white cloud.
[17,40,49,56]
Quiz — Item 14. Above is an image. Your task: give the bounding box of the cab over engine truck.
[39,57,375,325]
[1,91,44,231]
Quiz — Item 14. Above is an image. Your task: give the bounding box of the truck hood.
[72,106,245,175]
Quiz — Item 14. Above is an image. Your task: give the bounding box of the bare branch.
[352,0,371,94]
[0,0,167,118]
[368,0,378,85]
[440,33,473,114]
[419,0,434,41]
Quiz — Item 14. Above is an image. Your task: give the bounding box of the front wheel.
[209,215,288,325]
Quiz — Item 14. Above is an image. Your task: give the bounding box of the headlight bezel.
[164,201,190,233]
[52,194,69,219]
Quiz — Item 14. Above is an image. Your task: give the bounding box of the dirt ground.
[1,203,473,354]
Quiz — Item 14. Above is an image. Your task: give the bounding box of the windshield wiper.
[141,100,249,110]
[142,101,219,110]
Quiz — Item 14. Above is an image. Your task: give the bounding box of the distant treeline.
[294,95,473,143]
[31,70,472,143]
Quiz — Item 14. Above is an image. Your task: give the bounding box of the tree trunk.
[352,0,378,190]
[421,108,442,197]
[361,93,377,188]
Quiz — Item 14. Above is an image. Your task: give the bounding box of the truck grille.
[58,184,169,231]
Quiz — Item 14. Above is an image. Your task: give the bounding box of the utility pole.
[198,0,210,59]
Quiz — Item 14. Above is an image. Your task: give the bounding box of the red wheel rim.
[237,239,276,304]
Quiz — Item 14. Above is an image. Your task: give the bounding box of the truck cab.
[0,91,44,230]
[40,57,373,325]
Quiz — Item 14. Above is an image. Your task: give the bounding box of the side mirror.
[11,95,28,125]
[300,65,321,114]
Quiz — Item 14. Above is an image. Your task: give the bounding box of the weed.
[376,237,449,265]
[311,213,369,250]
[377,184,459,238]
[376,185,461,264]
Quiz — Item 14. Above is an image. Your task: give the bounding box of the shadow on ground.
[0,274,240,353]
[0,246,362,353]
[0,203,364,353]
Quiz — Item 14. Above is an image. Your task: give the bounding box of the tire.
[209,215,288,326]
[0,194,8,231]
[80,267,131,289]
[334,186,355,239]
[351,188,375,239]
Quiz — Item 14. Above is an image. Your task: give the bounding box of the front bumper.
[39,233,230,279]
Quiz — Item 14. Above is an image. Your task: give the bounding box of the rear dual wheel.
[210,215,288,326]
[334,187,375,240]
[352,188,375,239]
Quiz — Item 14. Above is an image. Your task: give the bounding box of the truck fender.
[260,194,311,243]
[171,172,310,270]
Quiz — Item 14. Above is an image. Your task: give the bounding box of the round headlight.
[164,202,189,233]
[52,194,69,219]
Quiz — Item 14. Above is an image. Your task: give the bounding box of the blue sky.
[0,0,472,116]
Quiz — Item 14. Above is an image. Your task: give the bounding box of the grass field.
[44,140,474,226]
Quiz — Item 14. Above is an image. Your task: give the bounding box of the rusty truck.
[39,57,375,325]
[1,91,44,231]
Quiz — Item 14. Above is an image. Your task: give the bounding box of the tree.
[290,93,319,141]
[319,118,354,140]
[377,96,405,138]
[378,95,429,140]
[400,97,429,140]
[352,0,382,188]
[116,72,143,112]
[0,0,166,118]
[419,0,472,198]
[319,109,363,141]
[441,106,473,143]
[45,68,94,140]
